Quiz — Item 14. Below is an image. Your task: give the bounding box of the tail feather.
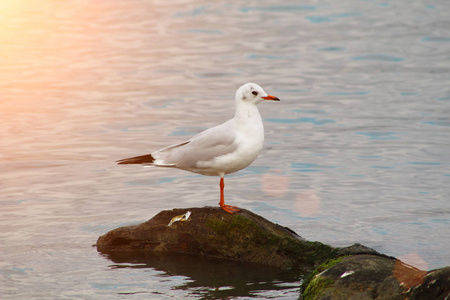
[116,154,155,165]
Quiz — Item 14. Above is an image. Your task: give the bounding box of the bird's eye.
[252,91,258,96]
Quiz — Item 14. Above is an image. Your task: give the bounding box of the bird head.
[236,83,280,105]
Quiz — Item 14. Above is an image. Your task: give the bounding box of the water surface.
[1,0,450,298]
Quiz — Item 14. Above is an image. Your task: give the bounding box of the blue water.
[1,0,449,298]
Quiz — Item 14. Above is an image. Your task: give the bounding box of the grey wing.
[153,120,238,169]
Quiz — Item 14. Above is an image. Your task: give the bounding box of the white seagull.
[117,83,280,214]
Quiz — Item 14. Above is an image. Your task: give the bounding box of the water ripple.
[356,131,403,140]
[351,54,405,62]
[265,117,335,125]
[422,36,450,42]
[305,12,362,23]
[240,5,317,13]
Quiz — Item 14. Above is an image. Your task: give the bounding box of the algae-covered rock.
[97,207,450,299]
[301,254,449,300]
[302,255,404,299]
[96,206,336,269]
[407,266,450,300]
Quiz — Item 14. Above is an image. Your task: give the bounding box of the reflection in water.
[397,252,429,272]
[101,251,303,299]
[295,191,321,217]
[261,172,290,198]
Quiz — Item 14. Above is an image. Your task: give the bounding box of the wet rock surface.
[97,207,336,269]
[96,207,449,299]
[301,255,449,300]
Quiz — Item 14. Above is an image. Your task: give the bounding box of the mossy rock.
[300,254,450,300]
[97,207,450,299]
[96,207,336,270]
[302,256,346,299]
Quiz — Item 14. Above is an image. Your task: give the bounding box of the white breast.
[208,107,265,175]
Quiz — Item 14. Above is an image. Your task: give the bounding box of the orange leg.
[219,177,240,214]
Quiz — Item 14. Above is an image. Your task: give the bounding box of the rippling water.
[1,0,449,298]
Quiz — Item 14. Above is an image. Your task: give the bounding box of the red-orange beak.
[262,95,280,101]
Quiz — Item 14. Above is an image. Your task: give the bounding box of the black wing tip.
[116,154,155,165]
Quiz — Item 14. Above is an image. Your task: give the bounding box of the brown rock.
[96,206,336,270]
[97,206,450,299]
[301,255,449,300]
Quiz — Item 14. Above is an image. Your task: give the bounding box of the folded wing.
[153,120,238,170]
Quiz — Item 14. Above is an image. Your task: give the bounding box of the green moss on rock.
[97,207,337,270]
[303,276,335,300]
[302,256,346,299]
[97,207,450,299]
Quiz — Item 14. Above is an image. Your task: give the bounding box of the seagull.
[117,83,280,214]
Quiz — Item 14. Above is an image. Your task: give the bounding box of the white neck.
[234,100,261,122]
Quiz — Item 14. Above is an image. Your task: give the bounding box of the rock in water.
[301,255,450,300]
[96,207,450,299]
[96,207,336,270]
